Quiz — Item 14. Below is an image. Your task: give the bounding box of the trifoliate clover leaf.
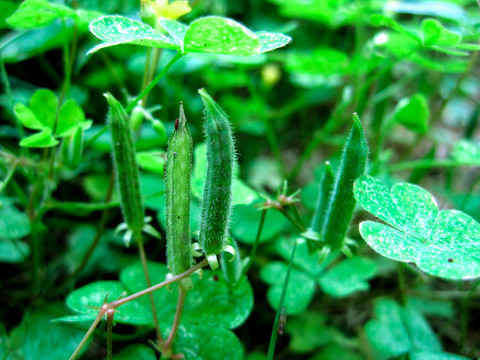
[354,175,480,280]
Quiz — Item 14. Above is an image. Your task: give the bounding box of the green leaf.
[113,344,156,360]
[450,139,480,163]
[8,306,87,360]
[365,299,412,358]
[65,280,153,325]
[231,204,287,244]
[13,103,43,130]
[401,304,441,353]
[136,151,165,174]
[173,324,244,360]
[354,175,480,280]
[120,262,253,329]
[260,261,316,315]
[255,31,292,53]
[183,16,261,56]
[370,14,421,43]
[0,200,30,238]
[421,19,461,47]
[56,99,87,137]
[310,343,362,360]
[29,88,58,129]
[19,127,59,148]
[318,256,377,297]
[391,93,430,134]
[88,15,178,54]
[285,47,349,75]
[6,0,76,29]
[285,312,330,352]
[410,351,470,360]
[159,18,187,46]
[0,239,29,263]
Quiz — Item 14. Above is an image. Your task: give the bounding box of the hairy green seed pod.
[302,161,334,252]
[198,88,235,268]
[322,114,368,249]
[166,103,193,283]
[106,92,144,240]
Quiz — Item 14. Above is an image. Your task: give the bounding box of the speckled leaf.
[354,175,480,280]
[65,280,153,325]
[159,18,187,46]
[183,16,261,55]
[120,262,253,329]
[260,261,316,315]
[173,324,244,360]
[256,31,292,53]
[88,15,178,54]
[318,257,377,298]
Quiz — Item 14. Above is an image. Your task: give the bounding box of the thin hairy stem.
[163,284,187,356]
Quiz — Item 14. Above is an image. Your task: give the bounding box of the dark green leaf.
[0,200,30,238]
[260,261,316,315]
[410,351,470,360]
[0,239,29,263]
[113,344,156,360]
[286,312,330,352]
[318,257,377,297]
[309,343,362,360]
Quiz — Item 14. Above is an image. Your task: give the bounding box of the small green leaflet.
[88,15,291,56]
[354,175,480,280]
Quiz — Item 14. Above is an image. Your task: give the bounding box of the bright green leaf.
[56,99,86,137]
[318,257,377,297]
[6,0,76,29]
[136,151,165,174]
[19,127,59,148]
[450,139,480,164]
[173,324,244,360]
[365,298,412,358]
[256,31,292,53]
[0,239,29,263]
[286,312,330,352]
[159,18,187,46]
[30,88,58,129]
[421,19,461,47]
[260,261,316,315]
[88,15,178,54]
[183,16,261,56]
[354,175,480,280]
[13,103,43,130]
[392,93,430,134]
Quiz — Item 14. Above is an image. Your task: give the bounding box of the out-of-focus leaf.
[391,93,430,134]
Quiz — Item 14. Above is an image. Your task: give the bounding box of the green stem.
[242,208,267,277]
[0,161,17,194]
[163,284,187,356]
[397,263,406,305]
[267,239,297,360]
[107,309,114,360]
[279,208,306,233]
[126,52,184,113]
[135,232,164,345]
[69,309,106,360]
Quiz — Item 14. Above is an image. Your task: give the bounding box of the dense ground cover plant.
[1,0,480,359]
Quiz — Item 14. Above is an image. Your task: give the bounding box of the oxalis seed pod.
[198,88,236,270]
[321,113,368,252]
[106,93,145,244]
[166,103,193,289]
